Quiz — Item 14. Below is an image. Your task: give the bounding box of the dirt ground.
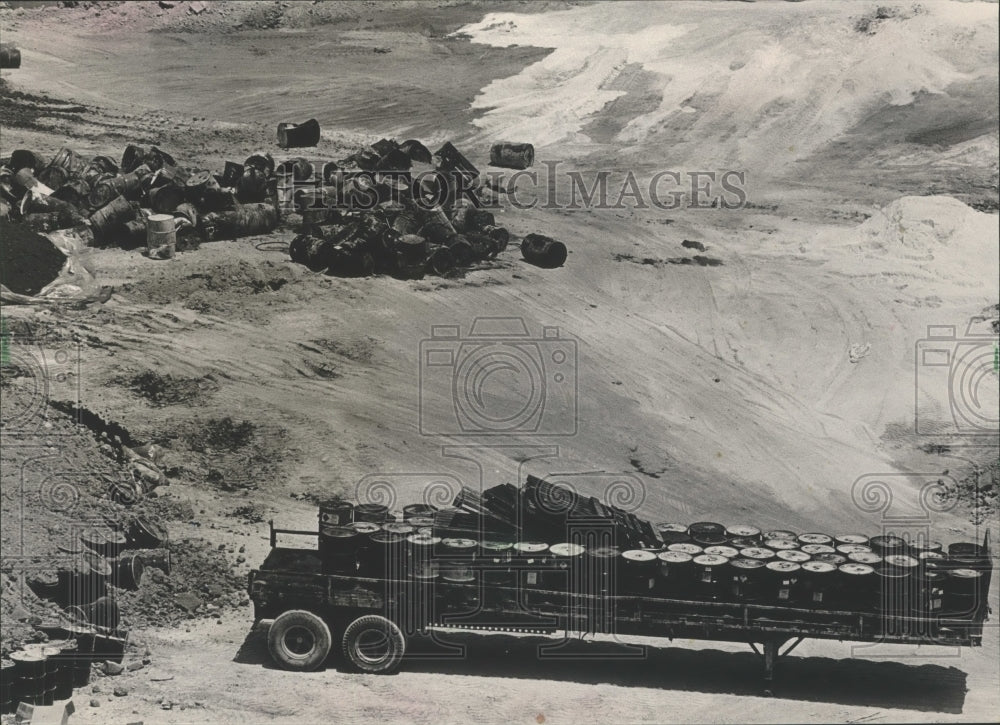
[1,1,998,724]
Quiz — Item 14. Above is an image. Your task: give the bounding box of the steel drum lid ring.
[765,560,801,573]
[740,547,776,560]
[693,554,729,567]
[657,551,693,564]
[764,538,799,550]
[802,561,837,574]
[704,545,739,558]
[725,524,761,538]
[549,543,586,557]
[800,544,836,555]
[848,551,882,565]
[622,549,658,562]
[834,533,869,545]
[839,563,875,576]
[667,543,703,555]
[776,549,811,563]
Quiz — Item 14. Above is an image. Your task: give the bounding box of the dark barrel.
[10,650,45,707]
[318,500,354,527]
[728,557,766,601]
[869,534,906,557]
[277,119,321,148]
[439,538,478,583]
[67,625,95,687]
[799,560,837,608]
[655,522,690,545]
[489,142,534,170]
[521,233,567,268]
[725,524,761,543]
[875,559,916,616]
[764,560,801,604]
[692,554,730,600]
[586,546,620,595]
[1,658,15,715]
[81,526,127,558]
[9,149,42,172]
[353,503,389,524]
[655,550,694,596]
[406,533,440,580]
[40,645,60,705]
[837,563,877,612]
[0,44,22,69]
[943,568,984,617]
[621,549,658,595]
[688,522,728,547]
[907,539,943,558]
[912,567,948,617]
[92,633,127,664]
[359,530,405,578]
[948,541,989,570]
[318,525,361,575]
[811,552,847,567]
[89,195,138,243]
[548,542,586,591]
[129,516,169,550]
[480,540,515,586]
[87,596,121,631]
[114,552,145,590]
[514,541,550,589]
[48,639,77,701]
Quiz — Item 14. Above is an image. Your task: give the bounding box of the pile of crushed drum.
[315,475,991,617]
[0,117,567,278]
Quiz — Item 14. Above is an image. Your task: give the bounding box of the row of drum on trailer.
[314,500,990,619]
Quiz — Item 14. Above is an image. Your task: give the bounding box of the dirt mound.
[855,195,999,253]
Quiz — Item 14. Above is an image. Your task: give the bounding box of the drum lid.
[812,553,848,565]
[919,551,946,560]
[369,531,404,545]
[777,550,811,563]
[834,534,869,545]
[319,526,357,539]
[667,543,703,555]
[907,540,943,553]
[949,568,983,579]
[800,544,835,555]
[622,549,657,562]
[766,560,800,573]
[693,554,729,566]
[740,547,776,560]
[764,530,797,540]
[729,537,760,548]
[655,523,688,533]
[381,523,415,535]
[839,563,875,576]
[836,544,871,555]
[797,533,833,545]
[725,524,761,538]
[704,545,739,558]
[688,521,726,535]
[870,534,905,549]
[407,516,435,527]
[848,552,882,565]
[441,538,477,551]
[764,538,799,550]
[514,542,549,554]
[549,543,585,557]
[884,554,918,569]
[348,522,381,534]
[802,561,836,574]
[730,557,765,570]
[657,551,693,564]
[406,533,440,547]
[480,540,512,552]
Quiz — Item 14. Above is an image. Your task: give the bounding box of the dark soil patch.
[124,370,219,406]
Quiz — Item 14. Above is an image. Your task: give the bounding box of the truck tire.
[267,610,332,671]
[341,614,406,674]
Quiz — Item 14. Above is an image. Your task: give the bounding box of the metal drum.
[800,544,835,556]
[1,658,14,715]
[739,547,776,562]
[729,537,761,549]
[834,534,869,547]
[907,540,943,558]
[479,541,515,586]
[354,504,389,524]
[40,645,60,706]
[704,545,739,559]
[836,544,872,556]
[347,521,381,535]
[438,538,478,583]
[688,522,727,539]
[837,563,877,611]
[382,522,415,537]
[407,516,435,528]
[764,530,797,541]
[911,568,947,617]
[319,500,354,527]
[692,554,730,600]
[86,596,120,631]
[318,525,361,575]
[667,543,703,557]
[548,543,586,592]
[655,551,694,596]
[848,551,883,566]
[80,526,127,559]
[402,504,437,521]
[514,542,550,590]
[586,546,620,595]
[875,558,916,616]
[800,561,837,608]
[655,523,690,545]
[621,550,658,595]
[729,558,766,601]
[67,625,95,687]
[797,533,833,547]
[114,552,146,590]
[943,568,984,616]
[406,533,440,581]
[361,531,406,579]
[948,542,989,571]
[811,552,848,567]
[10,650,45,707]
[725,524,762,543]
[776,549,811,564]
[764,561,801,604]
[869,534,907,557]
[764,538,799,551]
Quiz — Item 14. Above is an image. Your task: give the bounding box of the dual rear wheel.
[267,610,406,674]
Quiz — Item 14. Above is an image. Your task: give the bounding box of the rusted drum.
[621,549,658,595]
[688,521,728,547]
[425,244,455,276]
[655,550,694,596]
[354,503,389,524]
[800,560,837,608]
[837,563,877,611]
[0,44,21,69]
[89,195,137,243]
[869,534,907,557]
[728,557,766,601]
[9,149,42,172]
[148,184,184,214]
[514,541,550,590]
[489,142,534,170]
[51,179,91,207]
[146,213,177,258]
[521,233,567,268]
[67,625,96,687]
[277,119,321,148]
[692,554,730,599]
[47,147,87,179]
[318,525,361,575]
[655,523,690,545]
[764,560,802,604]
[276,157,314,182]
[319,500,354,527]
[236,167,270,203]
[129,516,168,549]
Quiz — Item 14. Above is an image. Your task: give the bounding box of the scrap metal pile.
[0,144,279,248]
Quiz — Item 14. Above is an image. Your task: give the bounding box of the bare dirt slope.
[1,1,998,724]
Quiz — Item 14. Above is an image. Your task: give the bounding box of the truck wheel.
[341,615,406,674]
[267,610,332,671]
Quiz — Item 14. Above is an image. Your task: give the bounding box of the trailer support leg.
[762,640,778,696]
